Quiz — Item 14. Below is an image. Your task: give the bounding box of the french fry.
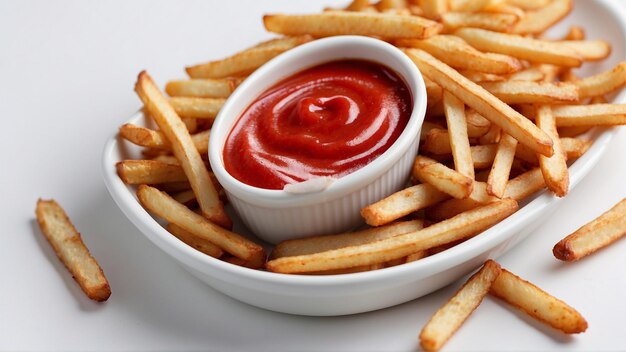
[377,0,408,11]
[490,268,588,334]
[169,97,225,119]
[575,62,626,98]
[481,3,524,19]
[119,124,210,154]
[441,12,519,33]
[420,0,448,20]
[460,70,505,83]
[397,35,522,74]
[506,67,545,82]
[503,167,545,200]
[552,104,626,127]
[117,160,188,185]
[424,76,444,104]
[558,40,611,62]
[487,133,517,198]
[504,0,549,10]
[271,220,425,259]
[165,78,243,98]
[166,223,223,258]
[186,37,311,78]
[478,123,501,144]
[471,144,498,169]
[35,199,111,302]
[422,128,454,154]
[137,185,265,266]
[449,0,493,13]
[563,26,585,41]
[405,250,429,262]
[420,260,501,351]
[135,72,231,228]
[479,81,579,104]
[345,0,370,12]
[426,182,499,221]
[560,137,592,159]
[263,12,442,39]
[413,156,474,199]
[404,48,554,156]
[443,91,474,178]
[466,109,492,137]
[420,121,444,142]
[152,155,179,165]
[265,200,518,273]
[171,189,197,206]
[554,198,626,261]
[361,184,449,226]
[455,28,582,67]
[536,105,569,197]
[511,0,572,35]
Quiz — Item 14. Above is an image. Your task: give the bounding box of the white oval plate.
[102,0,625,316]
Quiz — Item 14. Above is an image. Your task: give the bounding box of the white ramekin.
[209,36,427,243]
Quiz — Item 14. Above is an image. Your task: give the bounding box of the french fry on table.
[554,198,626,261]
[35,199,111,302]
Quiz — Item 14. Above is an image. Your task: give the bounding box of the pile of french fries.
[114,0,626,273]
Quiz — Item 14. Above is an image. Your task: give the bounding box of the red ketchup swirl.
[223,59,412,190]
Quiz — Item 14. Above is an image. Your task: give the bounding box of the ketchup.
[223,59,412,190]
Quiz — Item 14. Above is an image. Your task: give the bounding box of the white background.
[1,0,626,350]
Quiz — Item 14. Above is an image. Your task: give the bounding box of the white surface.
[1,0,625,350]
[207,35,426,242]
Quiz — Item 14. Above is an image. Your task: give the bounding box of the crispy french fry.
[441,12,519,33]
[449,0,493,12]
[345,0,370,11]
[460,70,505,83]
[171,189,197,206]
[420,260,501,351]
[413,156,474,199]
[169,97,225,119]
[478,123,501,144]
[552,104,626,127]
[554,198,626,261]
[265,200,518,273]
[305,263,385,275]
[420,0,448,20]
[272,220,425,259]
[422,128,453,154]
[560,137,592,159]
[479,81,579,104]
[426,181,498,221]
[481,3,524,18]
[405,250,429,262]
[404,49,554,156]
[487,133,517,197]
[558,40,611,62]
[361,184,449,226]
[536,105,569,197]
[471,144,498,169]
[186,37,311,78]
[511,0,572,35]
[135,72,230,228]
[503,167,545,200]
[35,199,111,302]
[420,121,444,141]
[455,28,582,67]
[504,0,549,10]
[506,67,545,82]
[116,160,187,184]
[263,12,442,39]
[137,185,264,266]
[490,268,588,334]
[575,62,626,98]
[377,0,408,11]
[152,155,179,165]
[119,124,210,155]
[165,78,243,98]
[466,109,492,137]
[425,76,444,104]
[166,223,223,258]
[444,91,474,178]
[397,35,522,74]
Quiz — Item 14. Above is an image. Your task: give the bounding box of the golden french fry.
[251,35,315,50]
[420,260,501,352]
[504,0,549,10]
[137,185,265,266]
[165,78,243,98]
[441,12,519,33]
[405,250,429,262]
[503,167,545,200]
[554,198,626,261]
[506,67,545,82]
[404,49,554,156]
[152,155,179,165]
[460,70,505,83]
[575,62,626,98]
[422,128,453,154]
[119,124,210,154]
[377,0,408,11]
[413,155,474,199]
[305,263,385,275]
[444,91,474,178]
[511,0,572,34]
[345,0,370,11]
[563,25,585,41]
[186,37,311,78]
[272,220,425,259]
[481,3,524,18]
[490,268,588,334]
[560,137,592,159]
[361,184,449,226]
[466,109,492,137]
[558,40,611,62]
[478,123,501,145]
[479,81,579,104]
[116,160,188,184]
[487,133,517,198]
[425,76,444,104]
[420,0,448,20]
[169,97,225,119]
[171,189,197,207]
[166,223,223,258]
[552,104,626,127]
[455,28,582,67]
[426,181,498,221]
[471,144,498,169]
[397,35,522,74]
[449,0,493,12]
[536,105,569,197]
[135,72,230,228]
[420,121,444,141]
[263,12,442,39]
[35,199,111,302]
[265,200,518,273]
